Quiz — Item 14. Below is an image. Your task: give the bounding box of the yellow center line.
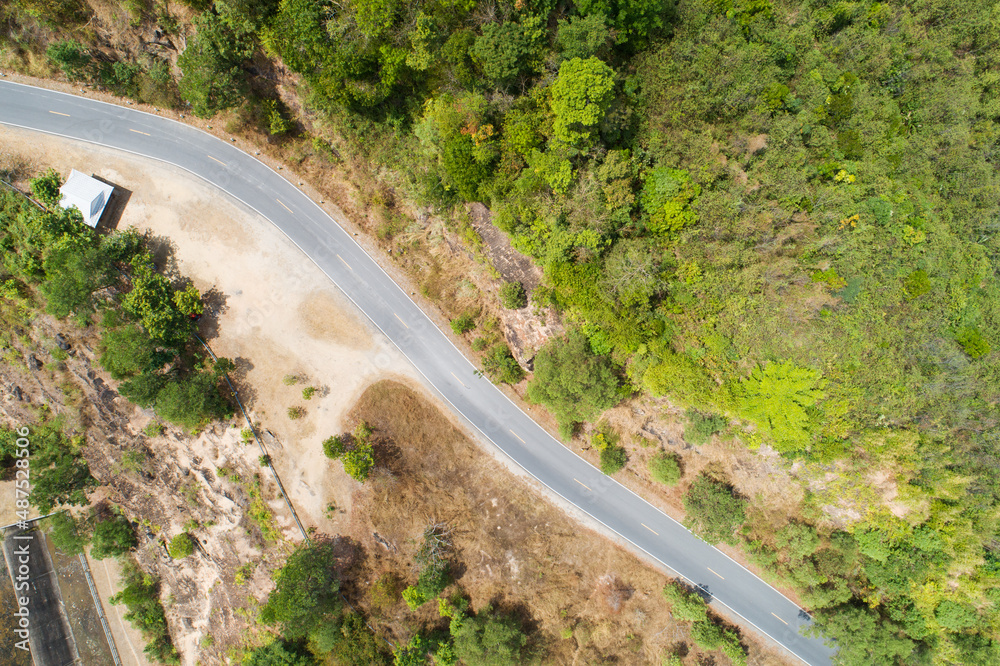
[708,567,725,580]
[394,313,408,329]
[509,429,525,444]
[207,155,226,166]
[48,110,70,117]
[451,372,468,388]
[641,523,659,536]
[336,254,353,270]
[771,612,788,625]
[574,478,592,492]
[276,199,293,214]
[129,128,150,136]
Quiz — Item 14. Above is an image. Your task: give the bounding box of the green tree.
[99,324,166,380]
[46,40,92,80]
[47,512,88,555]
[550,57,616,146]
[735,361,826,453]
[556,14,611,60]
[172,283,203,317]
[471,17,545,86]
[109,563,178,664]
[39,239,112,321]
[167,533,194,559]
[91,515,137,559]
[451,607,528,666]
[260,542,342,639]
[123,255,192,346]
[599,444,627,474]
[177,12,254,117]
[934,600,977,631]
[243,640,316,666]
[640,167,701,236]
[322,434,345,459]
[810,604,915,666]
[526,330,620,438]
[153,368,233,431]
[118,371,167,408]
[29,168,63,207]
[575,0,670,45]
[682,475,747,545]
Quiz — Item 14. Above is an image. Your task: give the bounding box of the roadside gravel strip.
[0,80,836,666]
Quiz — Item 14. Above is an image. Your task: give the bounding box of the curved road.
[0,80,834,665]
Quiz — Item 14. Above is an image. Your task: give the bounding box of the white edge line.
[0,85,824,665]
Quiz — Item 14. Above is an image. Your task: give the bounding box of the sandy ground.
[0,127,427,664]
[1,127,419,533]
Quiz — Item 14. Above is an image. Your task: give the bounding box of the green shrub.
[287,406,305,419]
[482,344,525,384]
[302,386,317,400]
[499,281,527,309]
[684,409,727,445]
[322,434,345,459]
[649,452,681,485]
[29,169,63,207]
[957,327,991,359]
[90,515,137,560]
[904,269,931,299]
[450,311,477,334]
[167,533,194,559]
[683,475,747,545]
[109,562,178,664]
[599,445,627,475]
[661,582,708,623]
[471,337,488,351]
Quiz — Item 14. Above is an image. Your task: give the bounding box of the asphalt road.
[2,527,77,666]
[0,80,836,665]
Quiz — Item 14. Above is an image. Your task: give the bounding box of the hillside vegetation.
[3,0,1000,663]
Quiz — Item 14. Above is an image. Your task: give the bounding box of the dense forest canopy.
[4,0,1000,662]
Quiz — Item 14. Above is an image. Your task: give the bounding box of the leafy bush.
[91,515,137,560]
[46,40,91,80]
[648,452,681,485]
[499,281,527,309]
[450,311,476,335]
[324,423,374,482]
[243,640,315,666]
[956,327,991,359]
[29,169,63,207]
[322,434,345,459]
[451,606,528,666]
[683,475,747,545]
[661,582,708,623]
[684,410,727,446]
[167,533,194,559]
[481,344,525,384]
[599,445,627,475]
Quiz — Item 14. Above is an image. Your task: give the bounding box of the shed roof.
[59,170,114,228]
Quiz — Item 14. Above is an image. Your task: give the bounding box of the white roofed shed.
[58,169,114,228]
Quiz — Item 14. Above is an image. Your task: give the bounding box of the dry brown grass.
[340,380,796,666]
